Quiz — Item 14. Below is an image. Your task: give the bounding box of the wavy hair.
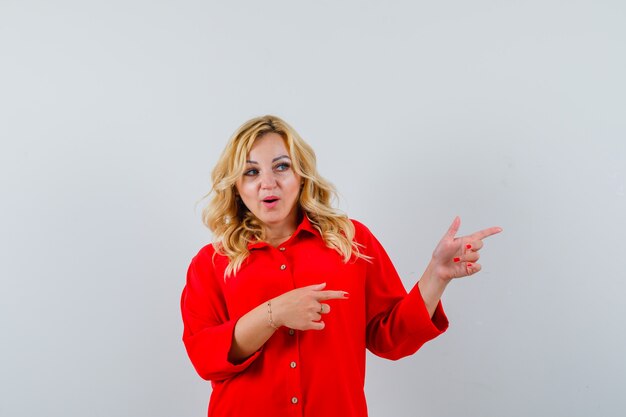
[203,115,368,277]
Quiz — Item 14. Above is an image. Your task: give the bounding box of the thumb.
[445,216,461,239]
[305,282,327,291]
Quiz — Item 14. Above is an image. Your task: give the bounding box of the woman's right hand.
[270,283,349,330]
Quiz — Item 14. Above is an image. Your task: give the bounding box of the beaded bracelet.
[267,300,279,329]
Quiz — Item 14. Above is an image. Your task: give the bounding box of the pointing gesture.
[431,216,502,281]
[271,283,349,331]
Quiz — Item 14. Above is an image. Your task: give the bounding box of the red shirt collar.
[247,214,319,250]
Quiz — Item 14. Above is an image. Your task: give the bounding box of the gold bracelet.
[267,300,279,329]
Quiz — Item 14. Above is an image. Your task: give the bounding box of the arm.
[181,251,261,381]
[182,246,349,374]
[362,217,502,360]
[229,283,348,362]
[361,224,449,360]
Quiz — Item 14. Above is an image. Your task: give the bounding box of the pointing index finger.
[317,290,349,301]
[470,226,503,240]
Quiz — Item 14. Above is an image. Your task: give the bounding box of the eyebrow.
[245,155,291,164]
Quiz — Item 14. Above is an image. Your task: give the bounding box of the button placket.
[276,245,300,408]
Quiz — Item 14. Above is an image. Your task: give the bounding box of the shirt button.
[290,361,297,368]
[279,247,286,251]
[280,264,286,270]
[288,329,295,336]
[291,397,298,404]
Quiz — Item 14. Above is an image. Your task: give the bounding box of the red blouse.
[181,216,448,417]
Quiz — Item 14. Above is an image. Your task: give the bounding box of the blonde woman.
[181,115,502,417]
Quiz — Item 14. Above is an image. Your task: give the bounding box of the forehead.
[247,132,289,160]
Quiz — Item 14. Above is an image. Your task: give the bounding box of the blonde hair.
[203,115,367,277]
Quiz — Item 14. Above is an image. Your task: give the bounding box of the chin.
[259,215,287,225]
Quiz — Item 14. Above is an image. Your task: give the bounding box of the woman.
[181,115,502,416]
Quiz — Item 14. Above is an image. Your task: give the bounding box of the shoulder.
[348,219,393,262]
[189,243,227,273]
[349,218,373,234]
[349,218,377,244]
[191,242,216,263]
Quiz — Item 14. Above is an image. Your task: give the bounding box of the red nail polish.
[453,257,461,263]
[343,292,350,299]
[466,244,472,249]
[467,263,473,267]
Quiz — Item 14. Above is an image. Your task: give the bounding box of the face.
[235,132,302,237]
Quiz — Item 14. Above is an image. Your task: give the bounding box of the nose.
[259,170,277,189]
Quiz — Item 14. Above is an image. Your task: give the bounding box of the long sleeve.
[180,246,261,381]
[355,221,449,360]
[181,217,448,416]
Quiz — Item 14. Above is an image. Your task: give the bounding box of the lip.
[262,195,280,209]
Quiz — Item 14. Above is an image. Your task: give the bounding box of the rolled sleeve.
[182,314,261,381]
[355,221,448,360]
[399,283,449,335]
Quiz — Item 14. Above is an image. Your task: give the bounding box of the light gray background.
[1,1,625,416]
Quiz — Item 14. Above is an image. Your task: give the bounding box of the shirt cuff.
[402,283,449,337]
[184,318,262,381]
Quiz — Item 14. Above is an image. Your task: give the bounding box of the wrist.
[266,299,280,329]
[427,258,453,285]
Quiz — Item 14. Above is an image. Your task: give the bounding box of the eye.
[243,168,259,176]
[274,162,291,172]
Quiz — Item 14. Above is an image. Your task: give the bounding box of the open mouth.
[263,197,279,203]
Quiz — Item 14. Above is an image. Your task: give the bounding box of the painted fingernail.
[466,244,472,249]
[467,263,473,267]
[453,257,461,263]
[343,292,350,298]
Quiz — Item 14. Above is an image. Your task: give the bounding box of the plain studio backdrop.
[1,1,625,416]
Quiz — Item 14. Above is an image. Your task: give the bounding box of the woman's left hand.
[431,216,502,282]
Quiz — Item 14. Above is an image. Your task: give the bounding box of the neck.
[260,209,302,246]
[265,226,296,246]
[266,235,292,247]
[264,214,301,247]
[265,210,302,240]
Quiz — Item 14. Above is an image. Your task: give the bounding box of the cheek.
[236,180,256,201]
[283,176,301,196]
[234,182,243,198]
